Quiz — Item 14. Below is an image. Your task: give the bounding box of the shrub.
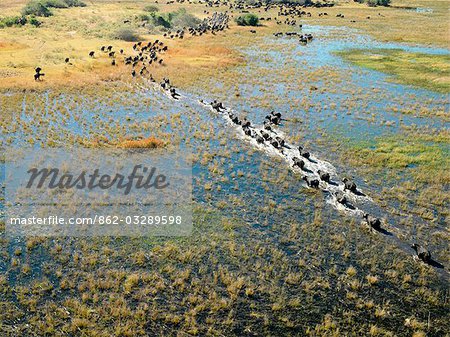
[143,5,159,13]
[21,0,86,18]
[62,0,86,6]
[150,13,172,28]
[29,16,42,27]
[139,14,151,21]
[171,10,200,28]
[41,0,68,8]
[147,9,200,29]
[0,16,27,27]
[41,0,86,8]
[22,1,53,17]
[2,16,24,27]
[0,15,41,28]
[235,13,259,26]
[366,0,391,6]
[113,28,141,42]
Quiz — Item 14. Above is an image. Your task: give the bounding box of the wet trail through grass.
[178,25,449,273]
[137,78,448,280]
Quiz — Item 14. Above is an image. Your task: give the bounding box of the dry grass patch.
[118,136,165,149]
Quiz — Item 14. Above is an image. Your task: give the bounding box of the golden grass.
[118,136,165,149]
[0,0,448,91]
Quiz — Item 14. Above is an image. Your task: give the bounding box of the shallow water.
[2,25,449,264]
[1,24,449,336]
[180,25,449,270]
[200,25,448,139]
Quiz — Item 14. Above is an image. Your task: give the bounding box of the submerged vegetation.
[338,49,450,93]
[0,0,449,336]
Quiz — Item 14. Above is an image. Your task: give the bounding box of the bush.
[150,13,172,28]
[41,0,68,8]
[147,8,200,29]
[144,5,159,13]
[22,1,53,17]
[139,14,151,21]
[29,16,42,27]
[0,15,41,28]
[41,0,86,8]
[171,10,200,28]
[62,0,86,6]
[235,13,259,26]
[0,16,27,27]
[21,0,86,18]
[113,28,141,42]
[365,0,390,6]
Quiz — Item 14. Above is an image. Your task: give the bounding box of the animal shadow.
[354,189,366,197]
[342,202,356,210]
[426,259,445,269]
[373,226,393,236]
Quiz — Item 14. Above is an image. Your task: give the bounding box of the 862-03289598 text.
[8,215,184,226]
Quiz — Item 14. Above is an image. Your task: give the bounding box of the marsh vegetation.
[0,0,449,336]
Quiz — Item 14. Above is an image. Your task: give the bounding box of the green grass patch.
[337,49,450,93]
[342,132,449,187]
